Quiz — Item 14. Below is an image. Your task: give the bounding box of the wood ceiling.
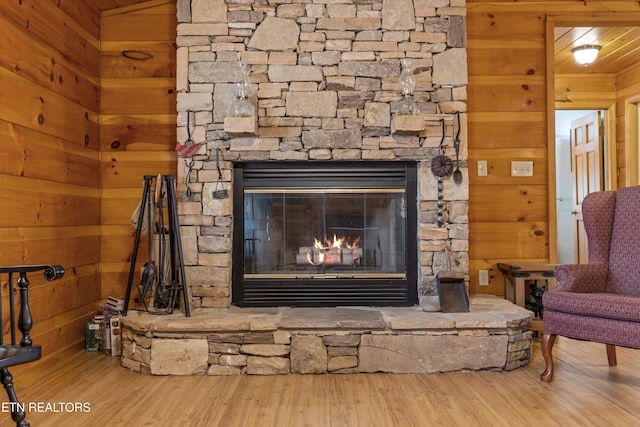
[90,0,151,13]
[555,26,640,74]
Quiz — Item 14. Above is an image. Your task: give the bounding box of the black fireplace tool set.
[123,174,191,317]
[430,112,469,313]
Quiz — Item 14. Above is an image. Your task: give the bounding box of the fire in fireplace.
[232,161,418,307]
[304,234,361,267]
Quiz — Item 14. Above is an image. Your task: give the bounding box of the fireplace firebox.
[232,161,418,307]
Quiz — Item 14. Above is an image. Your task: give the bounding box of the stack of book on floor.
[85,297,125,356]
[106,296,125,312]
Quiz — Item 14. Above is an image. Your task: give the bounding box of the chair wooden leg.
[1,368,29,427]
[606,344,617,366]
[540,333,557,383]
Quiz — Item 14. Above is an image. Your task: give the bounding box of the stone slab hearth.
[119,295,533,376]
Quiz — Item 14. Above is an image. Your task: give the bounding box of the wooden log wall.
[0,1,102,364]
[99,1,177,300]
[467,0,640,294]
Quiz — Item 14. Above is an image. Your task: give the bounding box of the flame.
[346,236,360,249]
[306,234,360,266]
[313,234,358,250]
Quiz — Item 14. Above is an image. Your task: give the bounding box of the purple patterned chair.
[540,186,640,382]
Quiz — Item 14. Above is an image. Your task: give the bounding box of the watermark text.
[1,401,91,413]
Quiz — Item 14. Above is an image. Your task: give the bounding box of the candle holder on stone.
[398,58,419,116]
[224,61,257,136]
[392,59,423,134]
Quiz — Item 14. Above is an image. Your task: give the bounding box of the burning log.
[296,247,363,266]
[296,234,362,266]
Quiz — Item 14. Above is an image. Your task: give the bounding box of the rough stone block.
[121,357,142,373]
[291,336,327,374]
[359,334,508,373]
[328,346,358,357]
[328,356,358,371]
[269,65,324,82]
[322,334,361,347]
[302,129,362,149]
[286,91,337,117]
[246,356,290,375]
[392,115,425,134]
[243,332,275,344]
[382,0,415,30]
[208,365,242,376]
[219,354,248,367]
[433,48,467,86]
[209,342,240,354]
[316,18,381,32]
[224,117,257,136]
[126,344,151,365]
[150,339,209,375]
[364,102,391,127]
[241,344,290,357]
[208,333,244,344]
[248,17,300,51]
[338,60,398,78]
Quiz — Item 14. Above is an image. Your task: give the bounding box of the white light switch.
[479,270,489,286]
[511,161,534,177]
[477,160,488,176]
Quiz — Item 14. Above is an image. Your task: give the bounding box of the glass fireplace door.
[232,161,417,307]
[243,189,407,279]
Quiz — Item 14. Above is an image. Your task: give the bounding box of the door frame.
[625,95,640,186]
[545,13,640,263]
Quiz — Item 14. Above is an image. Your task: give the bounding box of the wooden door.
[570,112,603,264]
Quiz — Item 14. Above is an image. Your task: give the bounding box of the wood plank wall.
[99,1,177,300]
[467,0,640,294]
[615,63,640,186]
[0,1,102,362]
[2,0,639,365]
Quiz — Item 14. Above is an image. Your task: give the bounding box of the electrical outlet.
[479,270,489,286]
[477,160,488,176]
[511,161,534,177]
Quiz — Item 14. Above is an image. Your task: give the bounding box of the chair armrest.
[0,264,65,279]
[0,264,65,347]
[553,264,608,293]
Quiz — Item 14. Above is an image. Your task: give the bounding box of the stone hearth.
[119,295,533,375]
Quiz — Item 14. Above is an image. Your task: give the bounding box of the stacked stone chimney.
[175,0,469,309]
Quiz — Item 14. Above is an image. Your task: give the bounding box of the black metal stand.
[123,175,190,317]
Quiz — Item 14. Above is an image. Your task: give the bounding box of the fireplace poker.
[453,112,463,185]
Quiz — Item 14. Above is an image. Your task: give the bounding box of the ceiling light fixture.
[572,45,601,66]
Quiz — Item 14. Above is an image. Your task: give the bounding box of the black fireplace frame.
[232,161,418,307]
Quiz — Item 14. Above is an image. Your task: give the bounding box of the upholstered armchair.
[540,186,640,382]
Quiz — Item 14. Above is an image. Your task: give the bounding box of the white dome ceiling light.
[572,45,602,66]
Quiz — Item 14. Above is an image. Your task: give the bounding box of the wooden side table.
[497,263,558,332]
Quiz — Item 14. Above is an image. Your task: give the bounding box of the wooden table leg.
[514,277,525,307]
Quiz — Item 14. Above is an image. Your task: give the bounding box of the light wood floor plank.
[7,337,640,426]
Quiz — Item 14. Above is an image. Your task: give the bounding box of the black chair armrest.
[0,264,64,426]
[0,264,65,347]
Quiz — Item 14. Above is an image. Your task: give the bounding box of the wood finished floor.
[10,337,640,426]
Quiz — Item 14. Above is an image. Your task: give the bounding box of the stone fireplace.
[175,0,469,310]
[119,0,534,377]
